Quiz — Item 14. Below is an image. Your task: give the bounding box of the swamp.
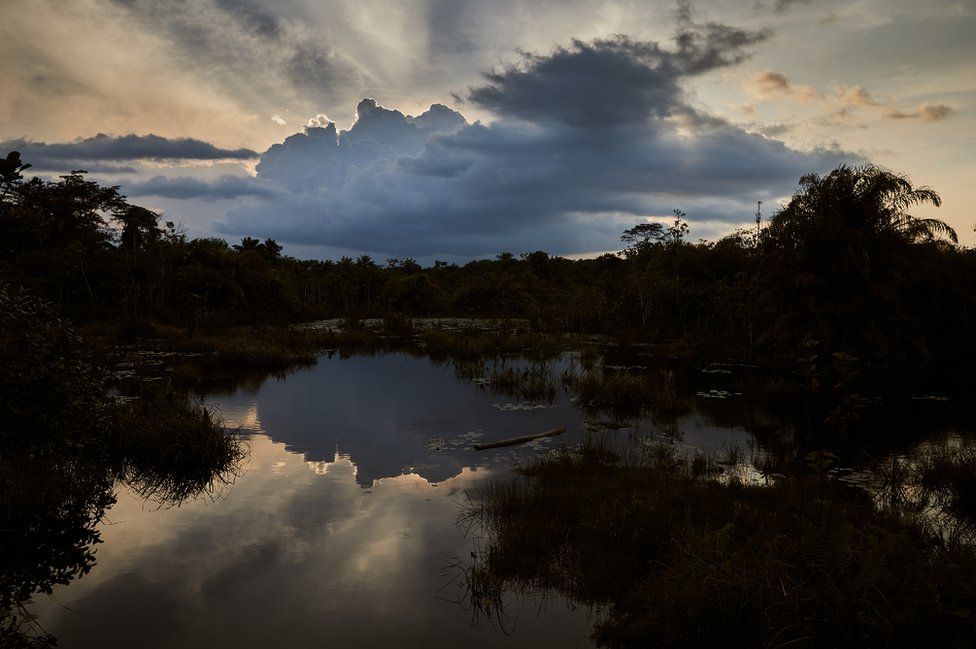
[3,10,976,644]
[5,310,976,647]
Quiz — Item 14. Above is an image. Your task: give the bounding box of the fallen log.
[473,427,566,451]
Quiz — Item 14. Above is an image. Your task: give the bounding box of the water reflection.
[1,452,115,646]
[25,351,975,647]
[211,353,589,486]
[208,353,773,489]
[34,435,595,648]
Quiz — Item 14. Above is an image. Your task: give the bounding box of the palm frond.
[912,217,957,243]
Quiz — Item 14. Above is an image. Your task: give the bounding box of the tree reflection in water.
[0,286,245,647]
[1,441,244,647]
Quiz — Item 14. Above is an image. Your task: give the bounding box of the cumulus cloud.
[213,27,855,258]
[124,175,281,200]
[6,134,258,172]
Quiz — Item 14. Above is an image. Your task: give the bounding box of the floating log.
[473,427,566,451]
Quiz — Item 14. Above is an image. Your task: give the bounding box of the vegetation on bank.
[2,151,974,378]
[0,285,244,646]
[462,442,976,648]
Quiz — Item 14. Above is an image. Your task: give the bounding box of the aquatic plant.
[485,363,558,402]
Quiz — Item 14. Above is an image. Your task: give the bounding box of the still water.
[31,351,968,647]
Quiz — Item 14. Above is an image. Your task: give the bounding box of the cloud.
[744,70,957,131]
[213,29,856,258]
[746,0,820,12]
[306,114,332,128]
[832,85,879,108]
[466,28,767,129]
[5,134,258,172]
[771,0,816,12]
[105,0,368,110]
[749,122,799,137]
[884,103,955,121]
[750,71,822,104]
[124,175,281,200]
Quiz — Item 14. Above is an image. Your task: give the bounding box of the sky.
[2,0,974,260]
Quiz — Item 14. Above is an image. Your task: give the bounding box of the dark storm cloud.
[673,16,771,75]
[6,134,258,172]
[215,32,857,258]
[124,175,280,200]
[467,25,768,128]
[468,38,684,127]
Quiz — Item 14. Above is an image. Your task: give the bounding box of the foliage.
[0,285,244,646]
[0,283,112,450]
[761,164,964,361]
[2,155,973,378]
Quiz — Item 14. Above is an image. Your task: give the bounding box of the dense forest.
[2,149,974,373]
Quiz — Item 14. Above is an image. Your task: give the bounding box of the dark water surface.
[32,352,971,647]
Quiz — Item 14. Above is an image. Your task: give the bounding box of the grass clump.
[114,393,246,504]
[463,442,976,648]
[563,367,686,417]
[915,445,976,523]
[486,364,557,402]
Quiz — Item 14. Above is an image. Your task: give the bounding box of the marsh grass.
[916,446,976,521]
[562,366,689,417]
[485,364,558,402]
[461,440,976,648]
[128,321,576,391]
[114,394,247,504]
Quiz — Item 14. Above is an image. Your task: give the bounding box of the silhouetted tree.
[762,164,959,360]
[620,222,664,257]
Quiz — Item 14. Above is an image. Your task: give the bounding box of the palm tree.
[767,164,956,249]
[761,164,957,361]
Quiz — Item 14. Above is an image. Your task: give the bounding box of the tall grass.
[486,364,557,402]
[114,394,247,504]
[562,366,687,417]
[916,445,976,521]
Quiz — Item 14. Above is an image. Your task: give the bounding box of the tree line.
[2,150,974,369]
